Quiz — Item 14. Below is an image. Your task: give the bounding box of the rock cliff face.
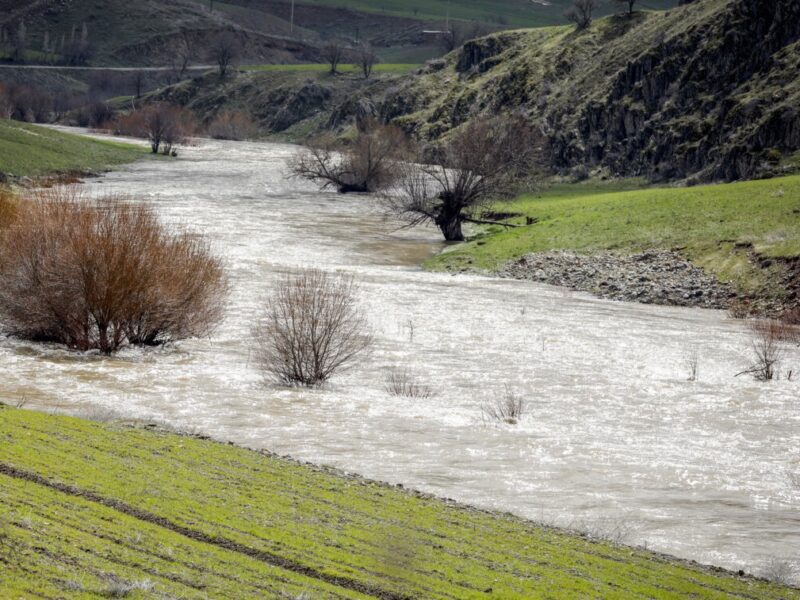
[379,0,800,182]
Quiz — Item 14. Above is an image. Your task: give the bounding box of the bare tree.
[388,115,543,241]
[356,42,378,79]
[12,21,26,62]
[254,269,372,386]
[175,37,193,79]
[142,104,189,154]
[131,70,145,98]
[289,122,409,193]
[210,33,240,78]
[0,84,12,119]
[565,0,595,30]
[321,41,345,75]
[0,188,227,354]
[615,0,637,16]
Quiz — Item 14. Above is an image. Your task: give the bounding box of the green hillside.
[384,0,800,182]
[428,175,800,304]
[1,406,795,599]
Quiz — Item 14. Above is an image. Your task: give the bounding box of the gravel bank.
[500,250,735,309]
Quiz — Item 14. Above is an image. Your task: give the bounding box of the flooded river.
[2,133,799,580]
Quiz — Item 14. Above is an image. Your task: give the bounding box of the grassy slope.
[389,0,800,183]
[0,0,242,66]
[0,120,143,178]
[241,63,420,74]
[427,176,800,297]
[394,5,727,139]
[1,406,796,599]
[286,0,677,27]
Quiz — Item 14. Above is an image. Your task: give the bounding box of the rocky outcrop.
[378,0,800,183]
[501,251,735,308]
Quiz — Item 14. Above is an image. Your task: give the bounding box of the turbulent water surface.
[2,132,799,580]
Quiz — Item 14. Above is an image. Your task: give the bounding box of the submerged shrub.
[0,187,227,354]
[254,269,372,386]
[736,319,789,381]
[481,388,526,425]
[383,369,435,398]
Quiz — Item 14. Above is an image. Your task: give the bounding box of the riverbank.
[1,405,796,599]
[0,119,144,182]
[426,176,800,315]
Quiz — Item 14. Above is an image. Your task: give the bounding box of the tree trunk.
[436,212,464,241]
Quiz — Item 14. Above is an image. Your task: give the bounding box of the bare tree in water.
[387,115,543,241]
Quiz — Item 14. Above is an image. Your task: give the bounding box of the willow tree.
[387,116,543,241]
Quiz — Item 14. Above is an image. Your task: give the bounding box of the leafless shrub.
[761,558,795,586]
[572,518,634,546]
[208,110,259,140]
[387,115,545,241]
[103,577,155,598]
[782,308,800,344]
[254,269,372,386]
[0,188,16,229]
[383,369,435,399]
[0,187,227,354]
[481,388,526,425]
[684,349,699,381]
[727,299,751,319]
[289,122,409,193]
[565,0,595,29]
[735,320,787,381]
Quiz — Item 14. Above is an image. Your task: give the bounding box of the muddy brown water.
[2,131,799,581]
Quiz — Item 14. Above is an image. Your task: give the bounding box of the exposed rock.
[500,250,735,309]
[378,0,800,183]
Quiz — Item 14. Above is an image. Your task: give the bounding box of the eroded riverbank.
[1,133,799,582]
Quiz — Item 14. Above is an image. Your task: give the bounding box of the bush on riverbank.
[0,187,227,353]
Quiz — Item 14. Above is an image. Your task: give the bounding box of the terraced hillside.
[1,406,797,598]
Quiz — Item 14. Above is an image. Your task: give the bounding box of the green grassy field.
[241,63,421,74]
[0,406,796,599]
[427,176,800,298]
[0,119,144,178]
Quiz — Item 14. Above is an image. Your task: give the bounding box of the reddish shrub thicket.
[207,110,258,141]
[0,187,228,354]
[0,188,17,229]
